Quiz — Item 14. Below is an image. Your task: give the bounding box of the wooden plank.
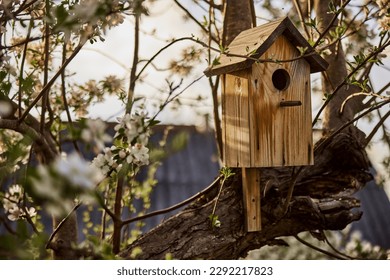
[283,53,313,165]
[204,17,328,77]
[223,72,250,167]
[242,168,262,232]
[250,59,283,166]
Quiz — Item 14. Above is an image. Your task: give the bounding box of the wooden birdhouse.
[204,17,328,232]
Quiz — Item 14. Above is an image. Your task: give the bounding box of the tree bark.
[120,132,371,259]
[222,0,256,46]
[314,0,364,136]
[118,0,372,260]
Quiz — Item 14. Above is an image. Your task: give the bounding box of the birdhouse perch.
[205,17,328,232]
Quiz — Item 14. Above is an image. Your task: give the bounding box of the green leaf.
[201,15,208,27]
[220,167,235,179]
[212,56,221,66]
[297,46,308,55]
[148,119,161,127]
[209,214,221,228]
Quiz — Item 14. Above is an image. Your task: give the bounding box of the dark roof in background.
[351,168,390,249]
[140,126,220,230]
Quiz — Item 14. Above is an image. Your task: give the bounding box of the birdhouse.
[204,17,328,231]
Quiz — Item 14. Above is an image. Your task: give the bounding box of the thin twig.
[210,174,227,222]
[112,177,124,254]
[322,230,357,260]
[18,43,84,124]
[365,109,390,145]
[292,0,311,39]
[40,0,50,134]
[60,43,81,154]
[134,37,196,85]
[148,75,205,124]
[174,0,219,43]
[312,0,352,49]
[294,234,348,260]
[121,175,222,226]
[340,92,389,114]
[209,77,223,159]
[281,166,304,215]
[126,13,140,114]
[312,40,390,126]
[17,18,33,119]
[316,99,390,151]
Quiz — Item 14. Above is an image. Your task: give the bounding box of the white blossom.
[119,150,127,159]
[92,111,151,175]
[376,0,390,30]
[54,152,104,189]
[92,147,120,175]
[106,12,125,28]
[130,143,149,166]
[7,206,37,221]
[7,206,23,221]
[72,0,101,21]
[2,184,37,221]
[114,111,150,145]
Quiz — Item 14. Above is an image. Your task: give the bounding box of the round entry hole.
[272,69,290,91]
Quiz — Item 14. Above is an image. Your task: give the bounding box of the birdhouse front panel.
[222,35,314,167]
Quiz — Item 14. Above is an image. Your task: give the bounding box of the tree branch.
[121,175,221,226]
[119,131,371,259]
[174,0,219,43]
[18,43,84,124]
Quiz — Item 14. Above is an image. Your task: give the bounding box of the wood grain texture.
[222,35,313,167]
[204,17,328,77]
[241,168,262,231]
[223,71,251,167]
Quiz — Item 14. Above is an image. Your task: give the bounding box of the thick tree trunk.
[120,132,371,259]
[222,0,256,46]
[314,0,364,135]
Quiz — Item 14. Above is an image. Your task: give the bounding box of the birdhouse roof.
[204,17,328,76]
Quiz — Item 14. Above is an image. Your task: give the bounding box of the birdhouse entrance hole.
[272,69,290,91]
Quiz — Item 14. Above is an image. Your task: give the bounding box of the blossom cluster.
[92,111,150,176]
[52,0,126,42]
[54,153,105,189]
[28,152,105,215]
[2,185,37,221]
[345,231,390,259]
[31,152,104,195]
[376,0,390,31]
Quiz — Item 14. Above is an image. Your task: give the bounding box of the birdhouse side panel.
[283,58,313,166]
[249,35,313,167]
[222,72,251,167]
